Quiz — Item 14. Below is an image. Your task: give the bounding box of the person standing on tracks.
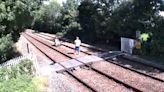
[74,37,81,55]
[133,39,141,54]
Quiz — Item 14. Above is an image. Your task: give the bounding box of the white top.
[55,38,60,45]
[74,39,81,47]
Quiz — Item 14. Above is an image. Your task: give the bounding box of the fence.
[0,54,37,68]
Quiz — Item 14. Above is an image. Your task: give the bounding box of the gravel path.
[48,72,91,92]
[73,69,133,92]
[116,58,164,81]
[92,61,164,92]
[155,73,164,80]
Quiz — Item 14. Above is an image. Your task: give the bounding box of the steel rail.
[120,56,164,71]
[22,33,98,92]
[60,38,164,83]
[37,33,107,52]
[27,32,142,92]
[37,33,164,83]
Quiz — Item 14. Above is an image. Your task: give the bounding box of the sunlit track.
[22,33,96,92]
[36,34,97,55]
[35,32,164,82]
[33,32,164,91]
[108,59,164,82]
[32,33,89,58]
[36,32,164,81]
[38,32,107,52]
[24,32,142,92]
[35,33,101,55]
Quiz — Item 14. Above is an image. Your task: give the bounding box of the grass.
[0,59,46,92]
[0,75,39,92]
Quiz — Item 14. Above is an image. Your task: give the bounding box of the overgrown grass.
[0,75,39,92]
[0,59,45,92]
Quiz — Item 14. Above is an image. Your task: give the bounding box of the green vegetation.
[0,0,40,37]
[0,75,39,92]
[33,0,62,33]
[0,0,41,62]
[0,0,164,62]
[32,0,164,57]
[0,34,14,63]
[0,59,44,92]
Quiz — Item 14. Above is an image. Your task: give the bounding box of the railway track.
[36,32,164,82]
[120,55,164,71]
[37,32,107,52]
[115,57,164,79]
[23,33,97,92]
[34,32,164,91]
[35,33,102,55]
[23,32,141,92]
[23,32,164,92]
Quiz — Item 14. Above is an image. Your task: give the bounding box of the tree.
[78,0,121,43]
[0,0,41,62]
[78,0,97,42]
[0,34,13,63]
[0,0,41,39]
[32,0,164,55]
[33,0,62,33]
[60,0,82,38]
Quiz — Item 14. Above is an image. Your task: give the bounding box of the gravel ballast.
[155,73,164,80]
[48,72,91,92]
[92,61,164,92]
[73,69,133,92]
[24,32,164,92]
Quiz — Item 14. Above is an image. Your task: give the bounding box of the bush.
[0,75,40,92]
[16,59,35,75]
[0,34,14,63]
[0,59,43,92]
[0,59,34,80]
